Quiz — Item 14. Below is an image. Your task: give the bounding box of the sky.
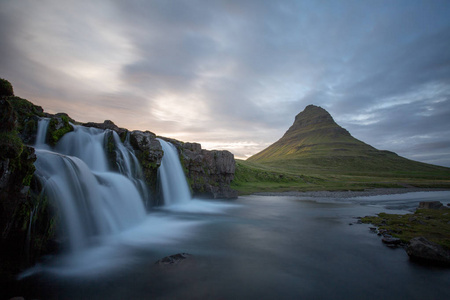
[1,0,450,167]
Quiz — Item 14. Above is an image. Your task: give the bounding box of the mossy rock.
[47,114,74,146]
[0,78,14,97]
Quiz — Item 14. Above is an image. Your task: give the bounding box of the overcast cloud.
[1,0,449,166]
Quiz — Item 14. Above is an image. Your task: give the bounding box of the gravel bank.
[253,188,450,198]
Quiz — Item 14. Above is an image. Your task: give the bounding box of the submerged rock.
[155,253,192,265]
[406,237,450,267]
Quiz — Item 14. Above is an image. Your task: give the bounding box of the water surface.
[19,192,450,299]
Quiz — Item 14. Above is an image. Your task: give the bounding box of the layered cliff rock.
[162,138,238,199]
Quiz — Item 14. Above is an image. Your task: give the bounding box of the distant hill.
[247,105,450,176]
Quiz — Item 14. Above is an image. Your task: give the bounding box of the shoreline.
[253,187,450,198]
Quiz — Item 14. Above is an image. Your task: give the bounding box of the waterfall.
[35,117,50,149]
[34,120,147,253]
[157,139,191,205]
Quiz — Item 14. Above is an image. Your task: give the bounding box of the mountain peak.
[288,105,338,134]
[248,104,370,163]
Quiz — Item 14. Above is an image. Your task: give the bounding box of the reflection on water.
[16,191,450,299]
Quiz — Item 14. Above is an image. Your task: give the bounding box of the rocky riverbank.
[361,200,450,267]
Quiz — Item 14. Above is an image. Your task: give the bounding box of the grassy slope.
[231,159,450,195]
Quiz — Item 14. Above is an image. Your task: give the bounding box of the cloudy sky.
[1,0,450,167]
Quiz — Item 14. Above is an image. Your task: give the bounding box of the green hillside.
[248,105,449,175]
[233,105,450,194]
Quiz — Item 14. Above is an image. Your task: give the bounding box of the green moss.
[361,209,450,248]
[47,115,74,146]
[8,96,44,118]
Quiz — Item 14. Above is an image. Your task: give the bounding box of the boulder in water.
[406,237,450,267]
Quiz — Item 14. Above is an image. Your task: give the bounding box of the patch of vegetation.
[0,78,14,96]
[231,159,450,195]
[361,209,450,248]
[8,96,45,119]
[0,131,24,160]
[47,115,74,146]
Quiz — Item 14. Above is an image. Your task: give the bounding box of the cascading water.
[157,138,191,205]
[34,120,147,252]
[35,117,50,149]
[112,132,151,208]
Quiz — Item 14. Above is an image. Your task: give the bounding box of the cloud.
[1,0,450,166]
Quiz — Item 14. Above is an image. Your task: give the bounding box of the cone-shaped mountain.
[248,105,449,174]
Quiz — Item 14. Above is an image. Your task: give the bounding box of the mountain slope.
[248,105,450,176]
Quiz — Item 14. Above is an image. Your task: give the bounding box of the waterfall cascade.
[34,120,147,252]
[157,139,191,205]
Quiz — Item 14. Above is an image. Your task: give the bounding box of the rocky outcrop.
[162,138,238,199]
[129,130,164,200]
[83,119,127,138]
[406,237,450,267]
[47,113,74,146]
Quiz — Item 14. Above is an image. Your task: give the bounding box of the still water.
[19,191,450,299]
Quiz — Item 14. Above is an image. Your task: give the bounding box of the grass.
[231,159,450,195]
[361,209,450,248]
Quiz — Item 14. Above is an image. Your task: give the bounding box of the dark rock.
[155,253,192,265]
[0,98,16,132]
[406,237,450,267]
[181,145,238,199]
[382,236,402,247]
[83,120,127,137]
[418,201,443,210]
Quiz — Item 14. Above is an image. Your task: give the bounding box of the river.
[17,191,450,299]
